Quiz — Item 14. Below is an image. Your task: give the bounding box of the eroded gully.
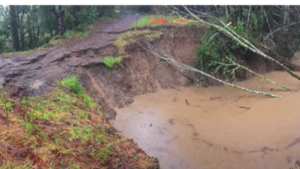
[111,71,300,169]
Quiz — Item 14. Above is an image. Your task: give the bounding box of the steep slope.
[0,13,299,120]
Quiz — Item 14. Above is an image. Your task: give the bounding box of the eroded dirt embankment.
[76,25,300,119]
[0,13,299,120]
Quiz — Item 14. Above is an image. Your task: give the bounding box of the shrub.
[195,29,239,80]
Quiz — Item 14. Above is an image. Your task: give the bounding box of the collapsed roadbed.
[0,12,299,168]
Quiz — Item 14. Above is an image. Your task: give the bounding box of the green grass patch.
[64,30,92,39]
[113,30,163,56]
[131,15,157,27]
[131,15,200,28]
[20,50,33,55]
[3,50,34,56]
[60,75,84,97]
[131,15,176,27]
[41,29,92,48]
[103,56,123,68]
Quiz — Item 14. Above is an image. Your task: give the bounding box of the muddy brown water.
[111,71,300,169]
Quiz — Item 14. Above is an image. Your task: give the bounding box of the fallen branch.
[140,43,281,98]
[227,57,291,91]
[264,22,300,40]
[182,6,300,81]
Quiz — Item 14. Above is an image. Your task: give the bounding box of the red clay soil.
[0,13,299,119]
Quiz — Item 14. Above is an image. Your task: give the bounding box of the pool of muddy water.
[111,71,300,169]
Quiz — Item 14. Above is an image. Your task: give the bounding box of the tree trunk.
[31,24,36,48]
[283,6,290,32]
[37,25,40,47]
[283,5,290,57]
[214,5,218,14]
[246,6,251,30]
[71,6,81,27]
[97,6,103,17]
[27,15,32,49]
[55,5,65,36]
[9,5,20,52]
[19,8,25,50]
[225,6,229,17]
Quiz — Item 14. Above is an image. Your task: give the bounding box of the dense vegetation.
[0,5,117,54]
[2,5,300,58]
[169,6,300,58]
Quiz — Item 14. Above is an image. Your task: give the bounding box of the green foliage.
[60,75,84,97]
[0,5,118,54]
[195,29,240,80]
[116,6,153,14]
[227,20,260,46]
[103,56,123,68]
[0,6,12,53]
[98,6,118,18]
[233,20,244,33]
[75,6,98,24]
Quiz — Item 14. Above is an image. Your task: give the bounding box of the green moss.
[103,56,123,68]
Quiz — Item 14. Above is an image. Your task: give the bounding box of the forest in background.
[0,5,120,53]
[1,5,300,59]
